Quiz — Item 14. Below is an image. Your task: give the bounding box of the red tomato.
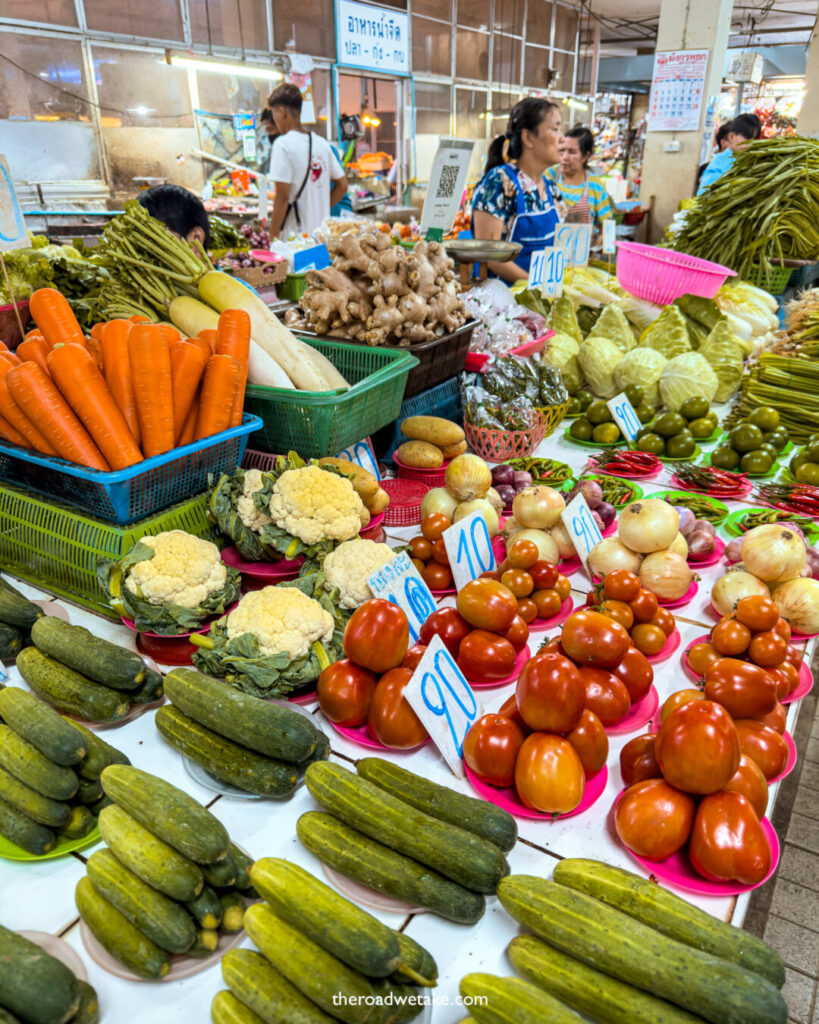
[408,536,432,561]
[421,562,452,590]
[724,755,769,819]
[619,733,661,786]
[503,615,529,652]
[561,609,630,668]
[771,659,799,696]
[630,623,666,657]
[554,575,571,602]
[479,570,501,581]
[517,598,538,624]
[703,658,778,718]
[611,647,653,703]
[344,600,409,674]
[431,538,450,566]
[501,569,534,599]
[773,617,792,643]
[421,514,450,541]
[751,701,787,734]
[514,734,585,814]
[317,659,377,726]
[747,630,788,668]
[418,608,471,657]
[411,558,426,574]
[457,630,516,683]
[687,642,721,676]
[401,644,427,670]
[659,688,705,723]
[597,599,634,631]
[733,720,788,780]
[515,652,585,733]
[711,618,752,656]
[579,667,632,726]
[767,667,791,702]
[497,693,531,734]
[688,792,771,885]
[649,607,676,638]
[507,538,539,569]
[603,569,640,602]
[462,714,525,787]
[614,779,696,860]
[529,560,559,589]
[532,588,562,619]
[786,644,804,666]
[367,668,428,749]
[735,595,779,632]
[565,709,608,776]
[456,579,518,633]
[655,700,740,795]
[629,589,659,623]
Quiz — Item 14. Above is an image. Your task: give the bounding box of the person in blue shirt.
[696,113,761,196]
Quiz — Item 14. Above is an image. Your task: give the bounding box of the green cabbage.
[613,348,667,408]
[548,295,582,344]
[577,334,624,399]
[658,352,719,412]
[699,321,745,402]
[586,304,635,354]
[540,330,583,394]
[639,305,692,359]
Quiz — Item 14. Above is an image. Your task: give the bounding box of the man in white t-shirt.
[268,83,348,238]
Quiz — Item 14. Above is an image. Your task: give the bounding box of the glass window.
[273,0,335,60]
[412,0,451,18]
[0,0,76,24]
[189,0,269,50]
[0,32,89,120]
[455,86,486,140]
[83,0,183,40]
[554,4,578,52]
[455,29,489,80]
[552,50,575,91]
[311,67,330,138]
[493,0,524,35]
[526,0,553,46]
[492,33,521,87]
[412,16,452,76]
[415,81,451,135]
[524,44,553,89]
[92,46,193,128]
[195,71,271,117]
[456,0,490,31]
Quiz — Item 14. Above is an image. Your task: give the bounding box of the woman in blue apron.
[472,98,563,281]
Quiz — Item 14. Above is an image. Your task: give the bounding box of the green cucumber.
[0,764,70,827]
[70,981,100,1024]
[186,886,223,929]
[222,948,336,1024]
[0,1009,22,1024]
[218,891,246,932]
[75,876,170,980]
[297,729,330,769]
[0,795,56,854]
[297,811,485,925]
[0,586,43,629]
[202,851,238,888]
[90,794,113,816]
[86,849,197,954]
[187,929,220,957]
[357,757,517,853]
[392,931,438,988]
[459,973,584,1024]
[305,762,508,893]
[17,648,129,723]
[70,722,130,779]
[0,687,85,765]
[0,923,80,1024]
[30,618,146,690]
[211,990,266,1024]
[77,777,103,804]
[129,668,164,704]
[0,725,78,799]
[0,622,22,660]
[58,806,95,840]
[226,843,254,889]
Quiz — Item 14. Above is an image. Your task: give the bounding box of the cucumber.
[0,586,43,629]
[70,981,100,1024]
[459,973,584,1024]
[297,811,485,925]
[75,876,170,980]
[98,804,204,902]
[30,618,146,691]
[357,757,517,853]
[222,948,337,1024]
[296,730,330,769]
[0,795,55,854]
[0,764,70,827]
[0,725,78,799]
[497,877,787,1024]
[70,722,130,779]
[17,648,129,723]
[100,764,229,864]
[219,892,246,932]
[509,934,707,1024]
[155,706,298,797]
[187,930,220,957]
[86,848,197,954]
[0,1009,22,1024]
[0,923,80,1024]
[392,931,438,987]
[305,762,508,893]
[186,886,223,930]
[0,687,85,765]
[129,668,164,705]
[227,843,254,889]
[77,776,103,804]
[90,794,113,816]
[164,666,320,762]
[553,858,785,988]
[203,851,238,888]
[0,622,22,660]
[58,806,95,840]
[211,990,266,1024]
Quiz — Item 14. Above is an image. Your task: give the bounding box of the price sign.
[0,663,7,683]
[0,156,27,253]
[602,218,616,254]
[367,552,436,643]
[442,510,496,591]
[539,247,565,300]
[335,438,381,481]
[403,635,483,777]
[555,223,592,267]
[561,492,603,572]
[528,249,546,289]
[293,244,330,273]
[606,392,641,442]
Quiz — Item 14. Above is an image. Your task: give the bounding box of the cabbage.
[639,305,692,359]
[547,295,582,344]
[541,330,583,393]
[715,281,779,336]
[577,334,624,399]
[699,321,745,402]
[658,352,719,412]
[586,304,635,354]
[613,348,667,408]
[614,295,664,333]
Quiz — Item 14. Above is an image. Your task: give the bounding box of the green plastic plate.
[723,507,819,540]
[0,826,100,862]
[659,445,702,463]
[563,427,625,449]
[702,452,780,479]
[650,490,729,525]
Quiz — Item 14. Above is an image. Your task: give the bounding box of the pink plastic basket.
[615,242,736,305]
[381,478,428,527]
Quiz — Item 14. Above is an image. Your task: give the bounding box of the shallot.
[491,464,515,488]
[687,530,716,562]
[596,501,617,528]
[725,537,743,563]
[675,507,696,537]
[692,518,716,538]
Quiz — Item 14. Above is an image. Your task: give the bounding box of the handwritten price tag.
[335,438,381,481]
[367,552,436,643]
[602,218,616,254]
[441,510,496,591]
[606,392,641,442]
[555,223,592,267]
[403,635,483,777]
[561,492,603,573]
[0,156,27,253]
[528,249,546,289]
[539,246,565,299]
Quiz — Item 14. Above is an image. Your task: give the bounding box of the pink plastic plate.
[657,580,698,609]
[19,932,87,981]
[602,520,617,538]
[647,628,681,664]
[559,554,582,577]
[687,537,725,568]
[528,596,574,633]
[328,720,431,752]
[430,585,457,597]
[321,864,424,914]
[783,659,813,704]
[288,689,317,705]
[607,685,659,735]
[394,454,451,475]
[360,512,386,538]
[682,633,710,681]
[220,545,304,579]
[467,645,532,689]
[769,731,797,784]
[790,628,819,641]
[465,764,608,821]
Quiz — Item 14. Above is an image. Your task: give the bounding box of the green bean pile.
[738,509,817,535]
[505,458,572,486]
[667,494,726,525]
[730,354,819,443]
[580,475,637,507]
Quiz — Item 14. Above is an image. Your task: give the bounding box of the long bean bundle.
[729,353,819,442]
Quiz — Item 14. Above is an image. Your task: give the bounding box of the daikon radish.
[247,340,294,389]
[296,340,349,390]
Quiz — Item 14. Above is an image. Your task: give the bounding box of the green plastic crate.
[0,484,222,619]
[745,262,792,295]
[276,273,308,302]
[243,337,418,458]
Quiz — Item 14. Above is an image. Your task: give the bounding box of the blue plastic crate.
[374,377,463,463]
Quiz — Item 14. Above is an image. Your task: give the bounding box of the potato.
[318,457,380,502]
[440,439,468,460]
[400,416,465,448]
[366,487,390,515]
[396,441,444,468]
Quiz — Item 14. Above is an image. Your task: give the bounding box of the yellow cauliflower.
[225,586,334,658]
[236,468,272,532]
[268,465,365,546]
[323,539,397,609]
[124,530,227,609]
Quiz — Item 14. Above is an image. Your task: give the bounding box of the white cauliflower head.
[323,539,397,609]
[125,530,227,609]
[268,465,365,546]
[225,585,334,658]
[237,468,272,532]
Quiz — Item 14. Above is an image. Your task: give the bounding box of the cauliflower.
[225,586,334,658]
[236,468,272,532]
[268,465,365,546]
[323,539,397,609]
[124,531,227,609]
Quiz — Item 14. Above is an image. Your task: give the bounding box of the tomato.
[507,538,539,569]
[786,644,804,666]
[462,714,525,788]
[655,700,740,794]
[532,588,562,620]
[561,609,630,668]
[408,536,432,561]
[752,701,786,734]
[503,615,529,652]
[419,608,471,657]
[598,599,634,631]
[535,637,563,656]
[401,644,427,670]
[649,607,676,638]
[630,623,666,656]
[771,658,799,696]
[421,513,450,541]
[565,709,608,776]
[501,569,534,599]
[367,668,428,749]
[629,589,660,623]
[603,569,641,603]
[344,600,409,674]
[431,538,450,566]
[317,659,377,726]
[711,618,752,657]
[497,558,512,575]
[517,598,537,624]
[747,630,788,668]
[703,658,778,718]
[688,792,771,885]
[554,575,571,602]
[733,719,788,780]
[611,647,653,703]
[515,652,585,733]
[514,734,585,814]
[421,562,452,590]
[457,630,516,683]
[529,560,559,589]
[724,755,769,819]
[773,617,792,643]
[619,733,661,786]
[614,779,696,860]
[456,579,518,632]
[479,570,501,581]
[411,558,426,574]
[687,642,721,676]
[497,693,531,734]
[735,594,780,632]
[579,667,632,726]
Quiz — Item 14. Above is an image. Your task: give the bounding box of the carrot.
[23,328,42,341]
[198,329,218,352]
[16,338,51,375]
[128,324,174,458]
[158,325,181,345]
[170,341,208,444]
[0,362,58,458]
[185,336,212,361]
[179,393,199,447]
[216,310,250,428]
[129,315,149,324]
[29,289,87,350]
[195,355,241,441]
[0,410,29,448]
[0,341,8,353]
[47,344,142,470]
[100,320,141,446]
[0,352,22,367]
[86,336,104,370]
[90,323,106,341]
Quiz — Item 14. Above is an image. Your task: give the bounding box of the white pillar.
[797,27,819,137]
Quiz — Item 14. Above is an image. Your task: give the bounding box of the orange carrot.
[0,341,8,352]
[0,362,59,458]
[0,352,22,367]
[47,344,142,470]
[216,310,250,428]
[128,324,174,458]
[16,338,51,375]
[90,323,106,341]
[129,315,149,324]
[171,341,208,444]
[198,329,218,352]
[86,337,104,370]
[100,320,140,446]
[179,393,199,447]
[29,288,87,350]
[23,329,43,341]
[0,411,28,448]
[195,355,241,441]
[158,325,181,345]
[185,336,212,362]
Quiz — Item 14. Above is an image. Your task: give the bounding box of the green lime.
[570,418,593,441]
[791,450,809,475]
[758,443,778,460]
[634,433,665,455]
[807,432,819,447]
[763,428,789,452]
[624,384,645,408]
[567,397,583,416]
[796,462,819,485]
[653,412,687,438]
[711,444,741,470]
[679,396,709,420]
[575,389,594,410]
[747,407,780,432]
[803,443,819,464]
[688,417,715,439]
[586,401,613,425]
[740,450,774,474]
[635,425,654,440]
[666,435,696,458]
[703,411,719,430]
[635,403,655,424]
[729,423,764,453]
[592,423,621,444]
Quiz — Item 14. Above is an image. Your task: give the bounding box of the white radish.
[247,340,294,389]
[168,295,219,337]
[296,340,349,390]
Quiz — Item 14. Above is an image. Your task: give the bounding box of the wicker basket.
[231,261,288,289]
[537,399,571,440]
[464,408,548,461]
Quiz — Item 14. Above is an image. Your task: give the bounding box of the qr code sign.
[435,163,460,200]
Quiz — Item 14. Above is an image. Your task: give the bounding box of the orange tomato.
[514,734,585,814]
[507,537,539,569]
[501,569,534,599]
[421,514,450,542]
[711,618,752,656]
[517,598,538,624]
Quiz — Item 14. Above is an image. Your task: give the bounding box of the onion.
[485,487,504,516]
[495,484,516,506]
[805,547,819,580]
[588,537,643,578]
[491,464,514,488]
[773,576,819,633]
[513,486,565,529]
[741,524,805,583]
[725,537,743,563]
[513,470,533,491]
[591,510,604,531]
[639,550,693,601]
[453,499,500,538]
[579,479,603,509]
[549,520,577,559]
[502,517,524,541]
[687,530,716,562]
[512,528,559,564]
[692,518,716,538]
[445,454,492,501]
[420,487,457,520]
[596,501,617,528]
[675,506,696,537]
[712,570,770,617]
[618,499,679,553]
[668,532,688,558]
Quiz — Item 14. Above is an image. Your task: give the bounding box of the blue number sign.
[555,224,591,267]
[442,510,496,591]
[0,158,27,253]
[560,493,603,574]
[540,246,566,299]
[367,552,436,642]
[335,438,381,480]
[606,392,641,442]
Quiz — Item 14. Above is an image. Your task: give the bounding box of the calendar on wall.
[647,49,709,132]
